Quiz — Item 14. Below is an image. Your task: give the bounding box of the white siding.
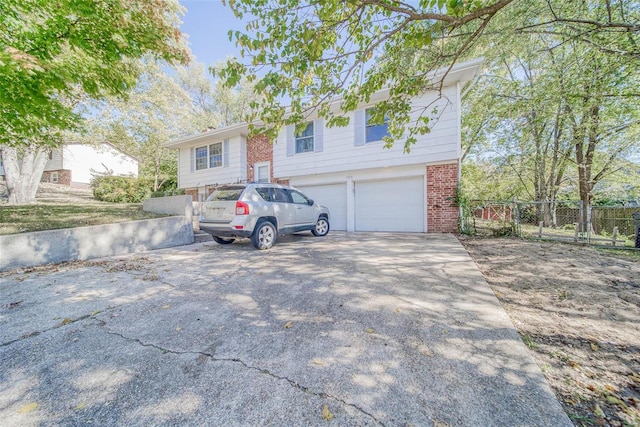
[274,86,459,179]
[44,148,64,171]
[178,135,246,189]
[63,144,138,184]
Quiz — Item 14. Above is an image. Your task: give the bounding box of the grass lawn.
[0,202,168,235]
[0,184,169,235]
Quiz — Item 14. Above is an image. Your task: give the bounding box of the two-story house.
[164,59,482,233]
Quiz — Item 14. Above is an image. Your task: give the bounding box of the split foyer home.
[164,58,482,233]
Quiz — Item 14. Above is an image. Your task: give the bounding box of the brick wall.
[246,134,273,182]
[185,188,198,201]
[41,169,71,185]
[426,163,459,233]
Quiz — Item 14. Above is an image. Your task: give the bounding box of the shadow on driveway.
[0,232,571,426]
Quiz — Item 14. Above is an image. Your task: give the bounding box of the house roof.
[164,122,252,149]
[164,58,484,150]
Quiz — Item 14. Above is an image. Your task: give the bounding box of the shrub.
[91,176,152,203]
[150,188,185,198]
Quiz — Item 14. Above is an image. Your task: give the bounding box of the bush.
[91,176,152,203]
[150,188,185,198]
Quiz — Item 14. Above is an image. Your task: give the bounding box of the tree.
[79,59,257,193]
[216,0,638,150]
[217,0,514,147]
[461,1,639,227]
[0,0,189,203]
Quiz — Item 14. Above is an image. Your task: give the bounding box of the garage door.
[355,177,424,232]
[295,183,347,231]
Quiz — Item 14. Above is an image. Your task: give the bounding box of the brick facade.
[246,134,273,182]
[185,188,198,201]
[426,163,459,233]
[41,169,71,186]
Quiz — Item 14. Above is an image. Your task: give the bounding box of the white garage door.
[296,183,347,231]
[355,177,424,232]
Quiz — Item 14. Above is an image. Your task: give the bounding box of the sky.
[179,0,246,67]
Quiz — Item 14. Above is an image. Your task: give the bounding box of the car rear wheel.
[251,221,277,250]
[312,217,330,236]
[212,236,235,245]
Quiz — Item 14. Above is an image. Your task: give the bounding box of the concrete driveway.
[0,233,570,426]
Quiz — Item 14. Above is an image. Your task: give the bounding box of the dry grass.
[461,236,640,427]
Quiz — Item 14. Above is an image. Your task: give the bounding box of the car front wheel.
[312,217,330,236]
[212,236,235,245]
[251,220,277,250]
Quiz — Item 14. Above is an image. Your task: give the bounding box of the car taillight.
[235,201,250,215]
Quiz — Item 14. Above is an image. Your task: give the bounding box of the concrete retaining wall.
[143,195,193,221]
[0,216,194,271]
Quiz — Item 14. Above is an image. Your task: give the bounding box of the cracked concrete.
[0,232,571,426]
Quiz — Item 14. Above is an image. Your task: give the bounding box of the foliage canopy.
[217,0,639,153]
[0,0,189,148]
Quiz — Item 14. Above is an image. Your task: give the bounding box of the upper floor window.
[209,142,222,168]
[365,107,390,143]
[195,146,208,170]
[295,122,314,153]
[195,142,223,171]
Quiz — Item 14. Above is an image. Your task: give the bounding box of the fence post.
[511,197,517,235]
[633,212,640,249]
[574,223,579,242]
[586,203,592,245]
[538,221,544,238]
[612,226,618,246]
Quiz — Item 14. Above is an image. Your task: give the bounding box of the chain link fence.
[462,200,640,249]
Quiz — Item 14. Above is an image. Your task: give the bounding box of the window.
[50,172,58,183]
[290,190,310,205]
[365,107,390,143]
[209,143,222,168]
[255,162,270,183]
[206,186,244,201]
[272,188,290,203]
[194,142,223,171]
[195,146,208,170]
[295,122,314,153]
[255,187,272,201]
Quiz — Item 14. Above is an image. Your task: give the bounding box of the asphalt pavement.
[0,232,572,426]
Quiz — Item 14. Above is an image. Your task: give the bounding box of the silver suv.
[199,183,331,249]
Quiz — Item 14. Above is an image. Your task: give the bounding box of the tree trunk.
[1,145,49,204]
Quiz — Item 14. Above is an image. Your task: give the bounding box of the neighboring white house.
[164,58,482,233]
[39,142,139,187]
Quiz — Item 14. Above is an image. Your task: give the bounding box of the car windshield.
[206,187,244,201]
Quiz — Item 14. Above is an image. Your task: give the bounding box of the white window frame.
[254,161,270,183]
[194,142,223,171]
[365,107,390,143]
[209,142,222,168]
[50,172,59,183]
[295,122,314,154]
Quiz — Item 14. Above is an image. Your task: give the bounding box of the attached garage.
[296,183,348,231]
[295,173,426,233]
[354,177,425,232]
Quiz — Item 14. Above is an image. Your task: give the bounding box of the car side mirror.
[308,199,314,206]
